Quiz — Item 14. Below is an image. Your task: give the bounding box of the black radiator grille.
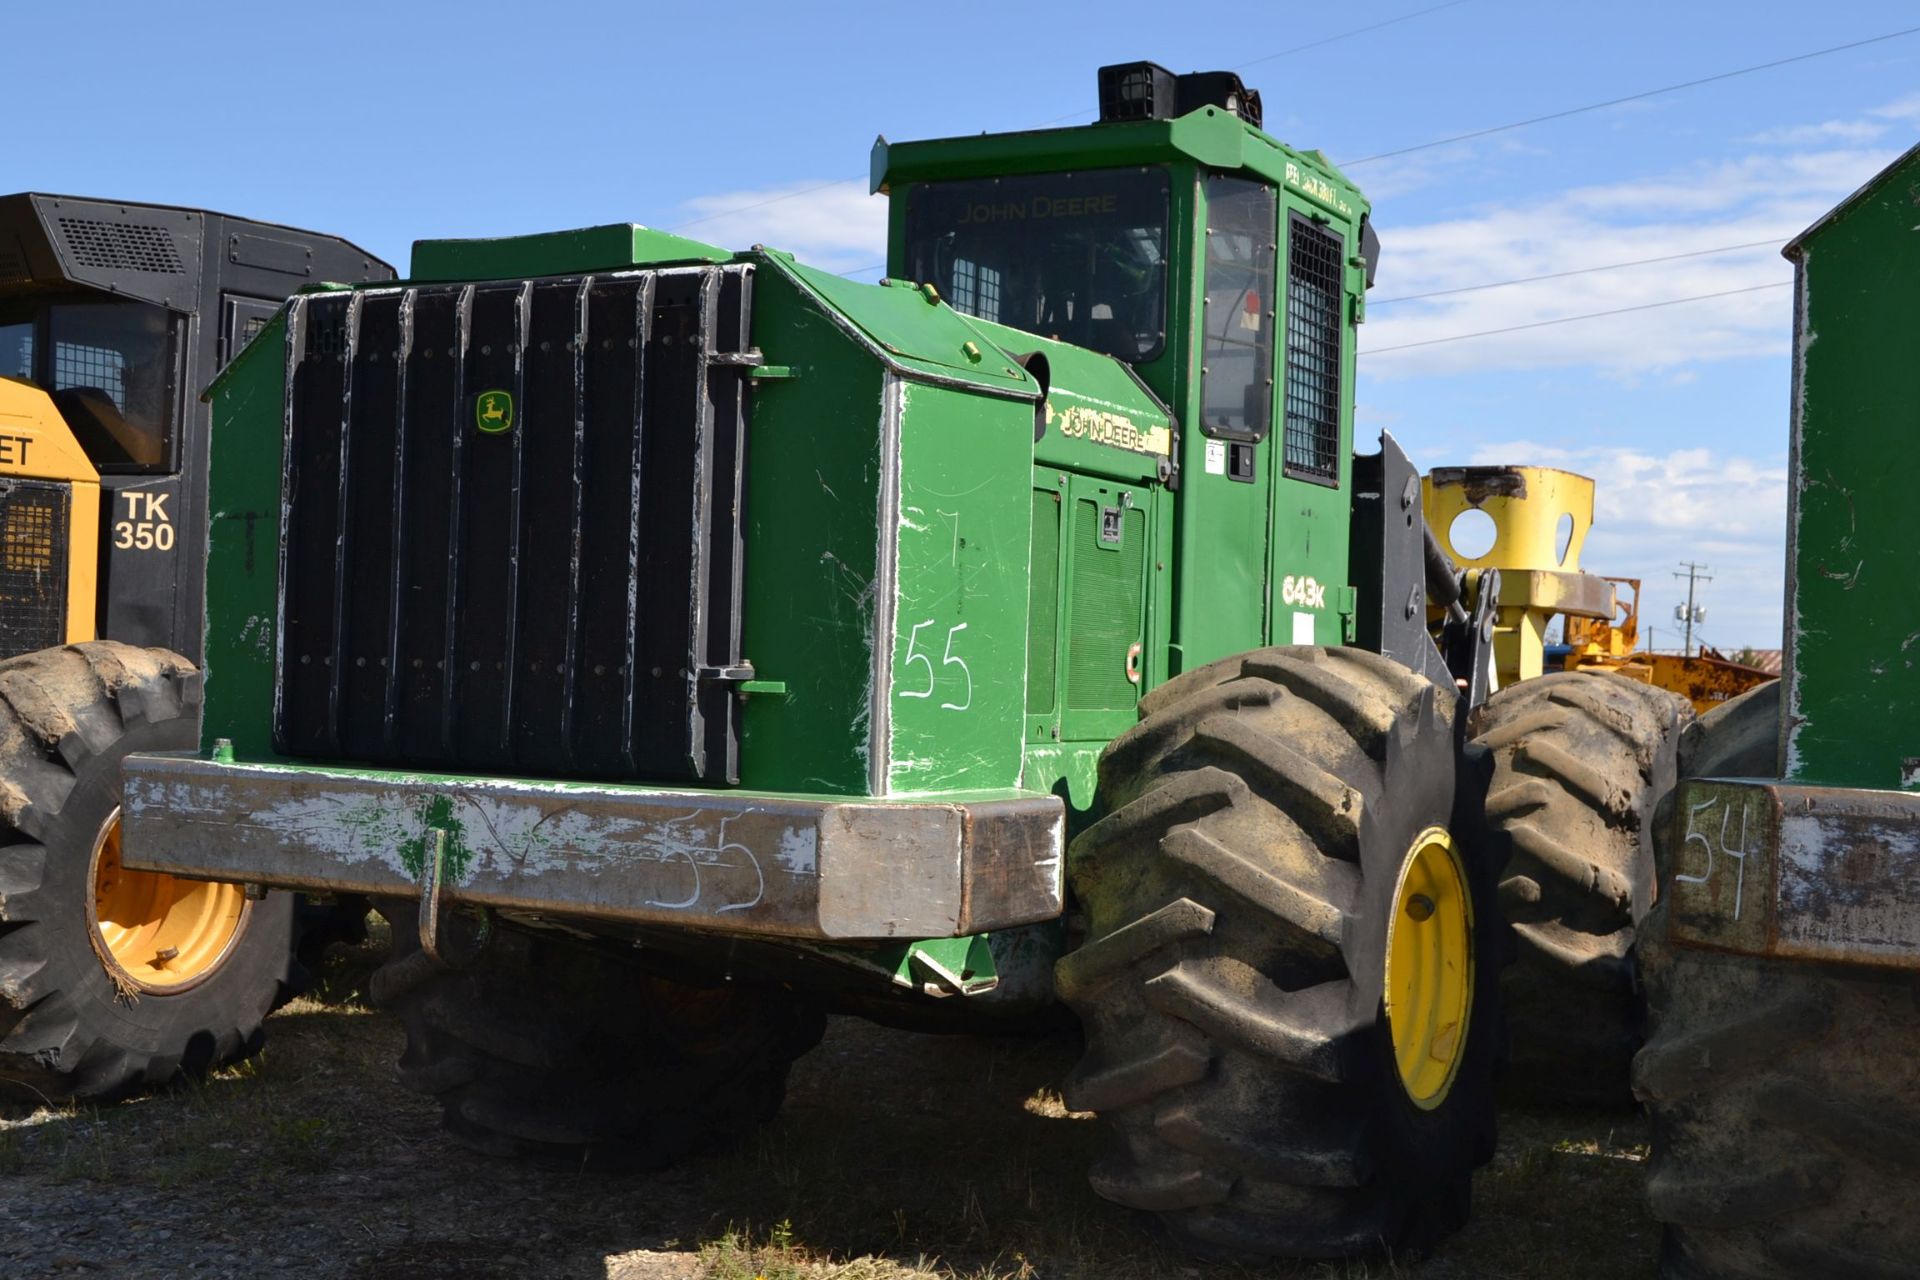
[1282,211,1344,485]
[0,480,70,660]
[276,264,756,784]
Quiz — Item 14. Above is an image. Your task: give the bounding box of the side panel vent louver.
[55,218,185,274]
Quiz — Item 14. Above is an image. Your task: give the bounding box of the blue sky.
[15,1,1919,649]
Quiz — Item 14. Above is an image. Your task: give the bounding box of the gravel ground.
[1,939,1660,1280]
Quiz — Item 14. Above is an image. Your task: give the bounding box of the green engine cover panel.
[884,380,1035,795]
[202,308,296,762]
[734,265,890,795]
[739,256,1043,797]
[1783,145,1920,791]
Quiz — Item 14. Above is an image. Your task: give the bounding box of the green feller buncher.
[0,196,391,1101]
[113,63,1589,1257]
[1633,141,1920,1277]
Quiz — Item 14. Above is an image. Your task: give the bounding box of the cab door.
[1265,201,1356,647]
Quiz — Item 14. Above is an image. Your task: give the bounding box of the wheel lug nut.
[1405,894,1436,922]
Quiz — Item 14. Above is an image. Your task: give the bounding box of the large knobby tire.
[1673,679,1779,786]
[380,909,825,1169]
[1057,646,1503,1258]
[1634,681,1920,1279]
[0,642,298,1103]
[1474,672,1689,1104]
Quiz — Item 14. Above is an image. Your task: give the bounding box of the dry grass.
[0,931,1658,1279]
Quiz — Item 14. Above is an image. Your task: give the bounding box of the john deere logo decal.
[475,390,514,434]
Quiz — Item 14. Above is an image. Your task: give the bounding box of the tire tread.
[0,642,297,1103]
[1473,671,1687,1105]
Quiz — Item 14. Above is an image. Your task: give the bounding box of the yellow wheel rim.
[1384,826,1473,1110]
[88,807,249,993]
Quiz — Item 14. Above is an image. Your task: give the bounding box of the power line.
[848,234,1787,289]
[849,266,1790,347]
[673,3,1477,230]
[673,25,1919,234]
[1030,0,1477,126]
[1363,281,1788,354]
[1368,238,1787,305]
[1238,0,1473,69]
[673,26,1920,264]
[1339,24,1920,167]
[853,232,1790,290]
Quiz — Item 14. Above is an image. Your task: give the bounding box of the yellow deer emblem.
[475,390,515,433]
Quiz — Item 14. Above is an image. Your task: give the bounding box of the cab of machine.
[0,293,181,474]
[872,62,1377,675]
[0,194,392,662]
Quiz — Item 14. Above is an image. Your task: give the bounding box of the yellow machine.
[1423,464,1775,713]
[1560,576,1775,712]
[0,194,390,1103]
[0,380,101,642]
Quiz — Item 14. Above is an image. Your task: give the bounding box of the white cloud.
[1356,109,1913,378]
[1871,92,1920,125]
[1352,145,1483,202]
[1360,97,1920,646]
[1744,119,1888,147]
[1454,440,1789,650]
[668,178,884,274]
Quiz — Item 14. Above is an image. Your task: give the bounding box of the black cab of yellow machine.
[0,194,390,663]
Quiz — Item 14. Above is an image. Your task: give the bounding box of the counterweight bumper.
[1665,777,1920,971]
[118,755,1065,941]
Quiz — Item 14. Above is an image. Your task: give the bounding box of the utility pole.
[1674,562,1713,658]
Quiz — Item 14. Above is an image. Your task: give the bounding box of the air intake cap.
[1096,61,1262,128]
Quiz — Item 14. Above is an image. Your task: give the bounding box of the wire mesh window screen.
[1282,212,1344,484]
[2,494,57,572]
[53,342,126,409]
[0,481,70,659]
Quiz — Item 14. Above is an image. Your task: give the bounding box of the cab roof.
[871,107,1368,227]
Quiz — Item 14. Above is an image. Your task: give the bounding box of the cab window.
[0,317,30,381]
[0,299,181,473]
[1198,175,1277,440]
[905,168,1171,363]
[47,302,179,471]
